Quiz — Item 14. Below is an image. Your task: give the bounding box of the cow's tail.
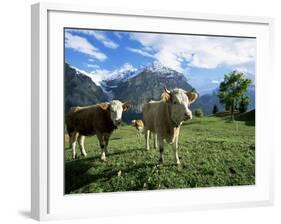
[65,115,74,149]
[65,106,80,149]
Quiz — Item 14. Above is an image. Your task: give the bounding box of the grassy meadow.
[64,116,255,194]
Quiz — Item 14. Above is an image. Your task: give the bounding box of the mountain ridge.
[65,62,194,122]
[64,62,255,122]
[64,63,108,113]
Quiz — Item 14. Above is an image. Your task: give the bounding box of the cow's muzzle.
[114,119,122,126]
[184,112,192,120]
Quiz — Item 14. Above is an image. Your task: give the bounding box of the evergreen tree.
[212,104,218,114]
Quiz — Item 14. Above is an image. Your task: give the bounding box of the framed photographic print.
[31,2,274,221]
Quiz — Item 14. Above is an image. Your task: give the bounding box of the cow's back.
[143,101,176,142]
[66,105,114,136]
[143,101,164,133]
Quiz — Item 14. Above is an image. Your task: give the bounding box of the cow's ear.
[70,106,80,113]
[98,102,110,110]
[161,92,171,102]
[161,87,172,102]
[186,91,198,104]
[122,102,131,112]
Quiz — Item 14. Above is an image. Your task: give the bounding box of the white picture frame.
[31,2,274,221]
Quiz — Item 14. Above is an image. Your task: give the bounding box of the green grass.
[64,116,255,194]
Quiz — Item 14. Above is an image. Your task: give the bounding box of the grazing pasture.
[64,116,255,194]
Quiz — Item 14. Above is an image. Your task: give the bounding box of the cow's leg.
[172,141,180,165]
[68,133,72,149]
[78,135,87,157]
[153,133,158,149]
[136,130,139,141]
[67,132,72,149]
[70,131,79,160]
[138,130,142,138]
[175,134,179,149]
[97,134,106,161]
[158,137,164,164]
[175,127,180,149]
[103,133,110,155]
[145,129,150,150]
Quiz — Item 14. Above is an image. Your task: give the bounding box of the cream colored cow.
[143,88,198,164]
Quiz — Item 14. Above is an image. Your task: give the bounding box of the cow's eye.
[173,101,177,104]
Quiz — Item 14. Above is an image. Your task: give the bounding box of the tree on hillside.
[212,104,219,114]
[195,108,204,118]
[218,71,251,120]
[238,95,250,113]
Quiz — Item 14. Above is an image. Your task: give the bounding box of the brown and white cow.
[131,119,144,136]
[143,88,198,164]
[131,119,158,147]
[66,100,130,160]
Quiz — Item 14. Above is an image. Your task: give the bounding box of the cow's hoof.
[176,161,181,165]
[159,158,164,164]
[72,154,76,160]
[82,153,87,157]
[101,157,106,162]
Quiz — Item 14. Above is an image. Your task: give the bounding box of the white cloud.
[126,47,155,58]
[87,64,100,69]
[65,32,107,61]
[234,63,256,83]
[66,29,118,49]
[129,33,256,73]
[89,69,111,86]
[211,80,221,84]
[114,32,124,39]
[116,63,136,72]
[82,63,137,86]
[234,65,254,75]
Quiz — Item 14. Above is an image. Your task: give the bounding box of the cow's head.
[98,100,130,126]
[161,87,198,126]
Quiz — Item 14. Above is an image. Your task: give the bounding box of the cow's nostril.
[115,120,121,125]
[185,112,192,119]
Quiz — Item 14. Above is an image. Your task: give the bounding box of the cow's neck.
[163,103,180,143]
[166,103,180,128]
[98,108,116,132]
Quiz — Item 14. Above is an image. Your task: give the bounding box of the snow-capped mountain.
[105,63,139,81]
[65,61,194,121]
[88,61,185,87]
[105,62,193,121]
[65,61,255,122]
[144,61,178,75]
[64,63,108,113]
[82,61,190,102]
[85,63,138,86]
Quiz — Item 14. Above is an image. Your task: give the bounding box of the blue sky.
[65,28,256,95]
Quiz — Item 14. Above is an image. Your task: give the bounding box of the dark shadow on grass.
[65,148,182,194]
[181,121,202,126]
[244,120,255,126]
[110,137,122,140]
[181,119,218,126]
[65,147,145,164]
[222,117,233,123]
[65,147,150,193]
[223,117,255,126]
[65,161,159,194]
[109,147,144,156]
